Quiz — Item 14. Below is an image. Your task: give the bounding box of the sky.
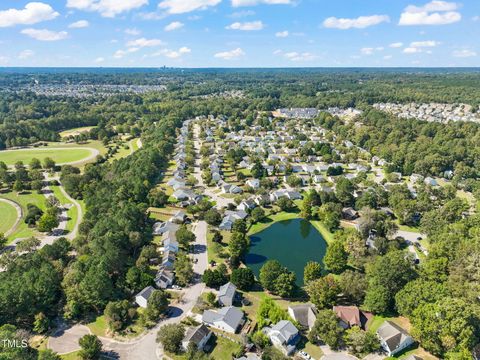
[0,0,479,67]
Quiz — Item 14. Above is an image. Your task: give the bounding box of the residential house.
[333,306,373,330]
[288,304,317,330]
[154,268,175,289]
[162,231,179,253]
[342,207,359,221]
[202,306,245,333]
[377,321,414,356]
[135,286,155,308]
[153,221,180,236]
[182,324,212,351]
[171,210,187,224]
[162,250,176,270]
[237,199,256,212]
[262,320,300,356]
[246,178,260,189]
[219,210,248,231]
[218,282,237,307]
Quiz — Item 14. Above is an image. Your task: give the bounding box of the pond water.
[245,218,327,286]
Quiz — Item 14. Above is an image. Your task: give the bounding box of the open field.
[59,126,96,138]
[0,148,94,166]
[0,190,46,242]
[0,200,18,235]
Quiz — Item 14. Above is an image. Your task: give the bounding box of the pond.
[246,218,328,286]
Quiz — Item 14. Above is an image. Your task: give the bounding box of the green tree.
[251,207,265,223]
[175,252,194,286]
[251,331,270,348]
[144,290,169,322]
[273,272,296,298]
[78,334,102,360]
[38,349,62,360]
[259,260,284,292]
[104,300,133,332]
[344,326,380,356]
[204,208,221,226]
[33,312,49,333]
[37,213,59,233]
[308,309,344,349]
[230,268,255,290]
[43,157,56,170]
[339,270,368,305]
[303,261,322,284]
[323,240,348,274]
[156,324,185,354]
[395,279,448,317]
[176,226,196,248]
[306,275,340,309]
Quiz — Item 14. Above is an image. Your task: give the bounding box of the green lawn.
[206,227,232,265]
[0,200,18,234]
[86,315,108,337]
[50,185,78,232]
[0,148,93,166]
[59,126,96,138]
[310,220,335,244]
[368,315,411,333]
[60,351,81,360]
[247,211,300,235]
[209,335,242,359]
[0,190,47,242]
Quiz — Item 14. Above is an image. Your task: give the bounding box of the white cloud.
[214,47,245,60]
[95,57,105,63]
[473,16,480,22]
[323,14,390,29]
[69,20,90,28]
[125,28,141,35]
[384,55,393,60]
[126,38,164,48]
[67,0,148,18]
[164,21,184,31]
[361,47,374,55]
[452,49,477,58]
[229,10,255,18]
[153,46,191,58]
[226,21,264,30]
[18,49,35,59]
[403,47,421,54]
[410,40,439,47]
[21,28,68,41]
[231,0,293,6]
[114,47,140,58]
[284,51,316,61]
[389,42,403,48]
[0,2,59,28]
[158,0,221,14]
[275,30,289,37]
[399,1,461,26]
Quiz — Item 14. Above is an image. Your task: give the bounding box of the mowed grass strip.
[50,185,78,232]
[0,148,93,166]
[0,201,18,234]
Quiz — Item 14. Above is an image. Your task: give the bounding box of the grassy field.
[310,220,335,244]
[0,148,93,166]
[247,211,300,235]
[0,200,18,234]
[0,190,46,242]
[59,126,96,138]
[368,315,411,333]
[209,335,243,359]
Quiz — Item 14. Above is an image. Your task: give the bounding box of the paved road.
[0,198,22,237]
[395,229,428,256]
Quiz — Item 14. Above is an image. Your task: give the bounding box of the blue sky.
[0,0,479,67]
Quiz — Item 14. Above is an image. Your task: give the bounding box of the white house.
[377,321,414,356]
[262,320,300,355]
[135,286,155,308]
[182,324,212,351]
[218,282,237,307]
[202,306,244,334]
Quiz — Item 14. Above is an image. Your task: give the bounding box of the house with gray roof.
[182,324,212,351]
[262,320,300,355]
[288,304,317,330]
[377,321,414,356]
[218,282,237,306]
[135,286,155,308]
[202,306,244,334]
[154,268,175,289]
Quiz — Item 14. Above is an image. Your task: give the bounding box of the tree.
[273,272,296,298]
[335,177,354,206]
[175,252,194,286]
[228,232,249,264]
[0,324,37,360]
[38,349,62,360]
[29,158,42,170]
[104,300,133,332]
[251,207,265,223]
[205,291,217,306]
[33,312,49,333]
[78,334,102,360]
[0,233,7,249]
[323,240,348,274]
[308,309,344,349]
[232,219,247,234]
[303,261,322,284]
[277,197,294,211]
[339,270,368,305]
[204,208,221,226]
[37,213,59,233]
[395,279,448,317]
[16,236,40,252]
[125,266,153,293]
[13,179,24,193]
[306,275,340,309]
[364,250,416,313]
[176,226,196,248]
[202,264,229,288]
[156,324,185,354]
[43,157,56,170]
[31,179,43,193]
[144,290,169,322]
[231,268,255,290]
[411,297,480,357]
[318,203,341,231]
[259,260,284,292]
[251,331,270,348]
[344,326,380,356]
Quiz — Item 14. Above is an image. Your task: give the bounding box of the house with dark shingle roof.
[182,324,212,351]
[288,304,317,330]
[135,286,155,308]
[377,321,414,356]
